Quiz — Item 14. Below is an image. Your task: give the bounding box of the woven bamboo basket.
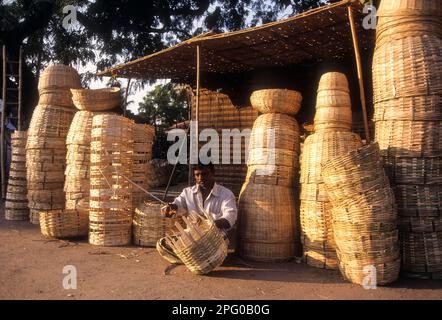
[400,231,442,274]
[27,105,76,139]
[5,131,29,221]
[375,120,442,157]
[376,15,442,47]
[132,124,155,208]
[249,113,300,152]
[377,0,442,18]
[249,89,302,115]
[71,87,121,111]
[133,200,181,247]
[38,65,81,91]
[30,209,41,225]
[322,143,400,285]
[300,131,362,184]
[39,209,89,238]
[238,181,296,262]
[300,182,328,202]
[317,72,349,93]
[300,200,337,269]
[247,148,297,168]
[373,36,442,103]
[38,89,74,108]
[66,111,96,145]
[382,156,442,185]
[245,164,295,187]
[89,114,134,246]
[393,184,442,217]
[373,95,442,121]
[163,214,228,274]
[314,106,352,132]
[316,89,351,108]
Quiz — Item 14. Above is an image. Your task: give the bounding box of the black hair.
[193,161,215,172]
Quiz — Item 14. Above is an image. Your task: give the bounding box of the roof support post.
[124,77,132,116]
[189,44,201,186]
[348,4,371,144]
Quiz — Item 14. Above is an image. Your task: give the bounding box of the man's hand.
[214,218,231,230]
[161,203,178,218]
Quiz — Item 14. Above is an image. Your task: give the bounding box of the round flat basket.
[250,89,302,115]
[71,87,121,111]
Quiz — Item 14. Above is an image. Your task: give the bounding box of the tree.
[1,0,330,123]
[137,83,189,129]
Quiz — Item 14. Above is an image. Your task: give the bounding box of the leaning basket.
[163,214,228,275]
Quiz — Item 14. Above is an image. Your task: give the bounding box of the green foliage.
[138,83,189,129]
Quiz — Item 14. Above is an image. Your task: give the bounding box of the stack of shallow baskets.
[5,131,29,220]
[322,143,400,285]
[26,65,80,224]
[373,0,442,279]
[89,114,134,246]
[65,111,96,210]
[132,124,155,207]
[300,72,362,269]
[238,89,302,262]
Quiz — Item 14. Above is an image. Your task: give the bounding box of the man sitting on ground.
[157,162,238,264]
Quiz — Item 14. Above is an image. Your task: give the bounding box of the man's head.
[194,162,215,190]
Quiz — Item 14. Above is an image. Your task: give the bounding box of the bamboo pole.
[18,46,23,131]
[1,46,7,199]
[195,44,200,159]
[348,4,371,144]
[123,78,132,116]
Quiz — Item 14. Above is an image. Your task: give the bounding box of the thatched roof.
[98,0,374,82]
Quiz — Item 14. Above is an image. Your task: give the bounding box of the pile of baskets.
[132,124,155,207]
[89,114,134,246]
[322,143,400,285]
[238,89,302,262]
[300,72,362,269]
[26,65,79,224]
[5,131,29,220]
[65,111,96,211]
[373,0,442,279]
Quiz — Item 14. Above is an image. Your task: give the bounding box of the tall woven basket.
[89,114,134,246]
[5,131,29,221]
[26,103,77,224]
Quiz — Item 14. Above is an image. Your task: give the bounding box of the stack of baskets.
[65,111,96,210]
[373,0,442,279]
[132,124,155,207]
[300,72,362,269]
[133,199,181,246]
[238,89,302,262]
[89,114,134,246]
[322,143,400,286]
[26,65,80,224]
[5,131,29,220]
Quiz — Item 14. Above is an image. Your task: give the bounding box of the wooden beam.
[1,46,7,199]
[348,4,371,144]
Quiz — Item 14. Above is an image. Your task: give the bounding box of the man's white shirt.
[172,183,238,228]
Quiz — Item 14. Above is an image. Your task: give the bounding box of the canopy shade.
[98,0,374,82]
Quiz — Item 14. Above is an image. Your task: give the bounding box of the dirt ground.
[0,214,441,300]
